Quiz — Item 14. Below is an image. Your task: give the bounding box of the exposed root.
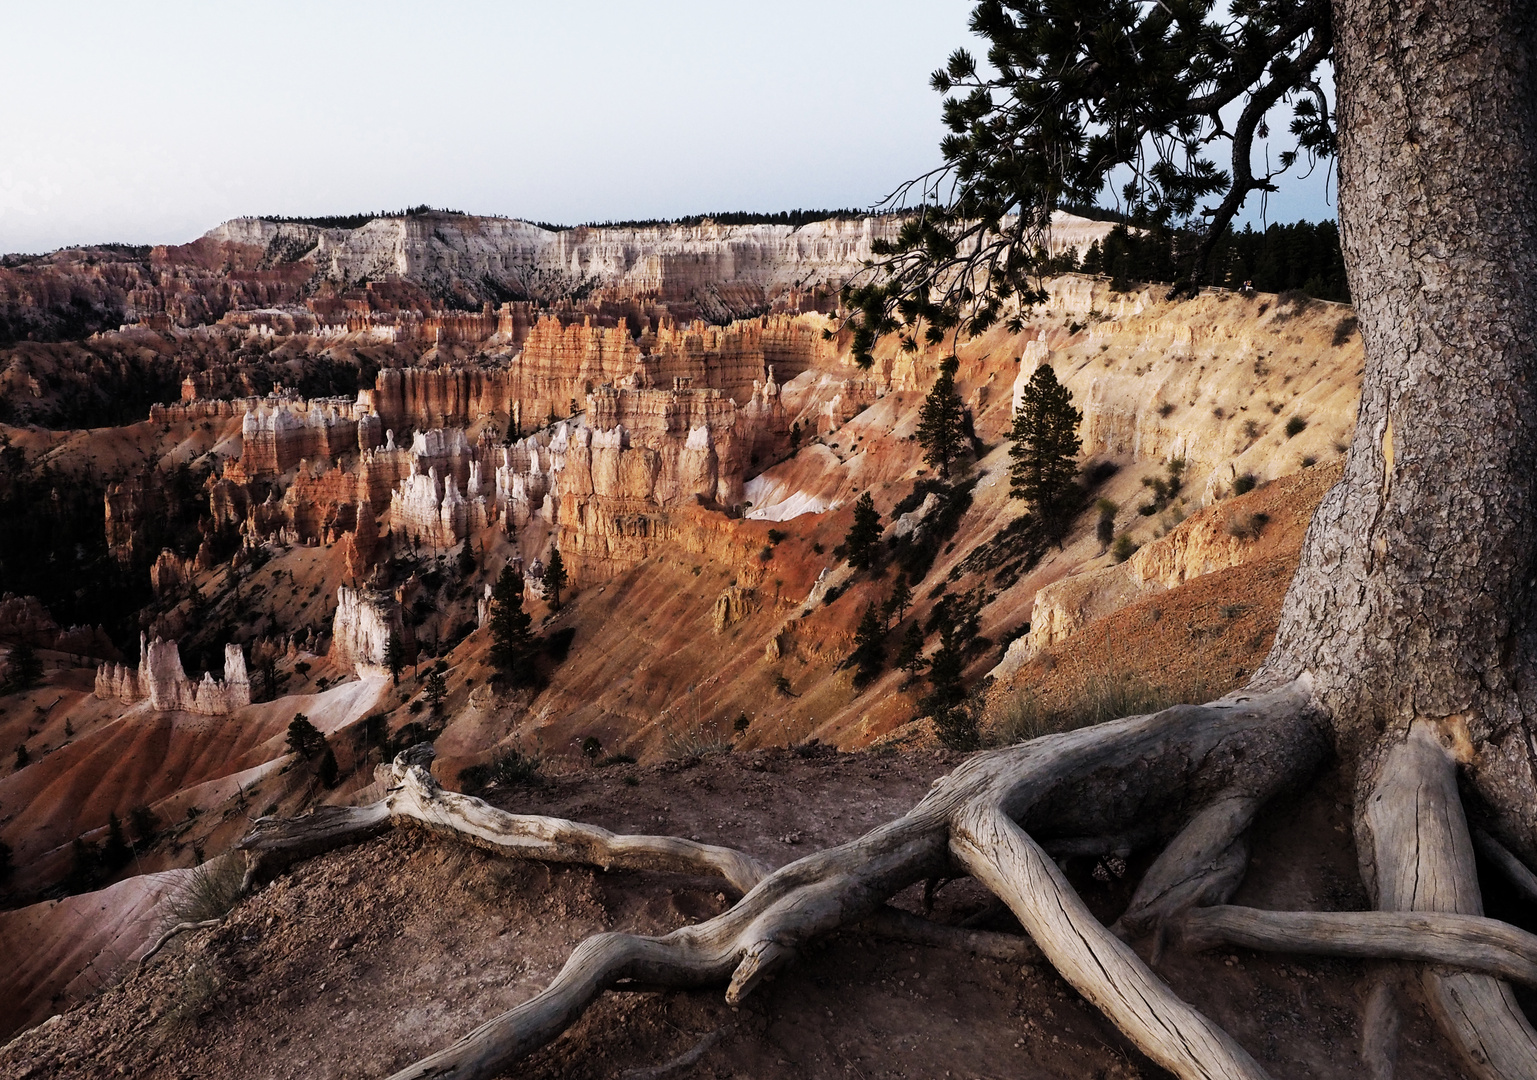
[952,804,1271,1080]
[238,681,1370,1080]
[1474,828,1537,907]
[240,753,770,895]
[1178,906,1537,987]
[138,918,226,968]
[1362,972,1401,1080]
[1362,720,1537,1080]
[857,907,1042,963]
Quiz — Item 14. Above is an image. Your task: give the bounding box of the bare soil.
[0,746,1468,1080]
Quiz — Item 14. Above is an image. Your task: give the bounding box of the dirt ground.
[0,744,1476,1080]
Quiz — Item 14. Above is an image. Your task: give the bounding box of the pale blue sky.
[0,1,1334,253]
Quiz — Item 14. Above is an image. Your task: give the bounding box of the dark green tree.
[14,745,28,771]
[423,670,448,715]
[882,573,913,627]
[1009,364,1083,535]
[915,359,966,478]
[843,493,883,570]
[543,548,568,609]
[847,604,887,688]
[457,538,477,578]
[129,804,158,848]
[384,631,407,686]
[489,562,537,686]
[921,624,976,750]
[895,621,926,679]
[102,812,132,873]
[3,641,43,693]
[286,714,326,759]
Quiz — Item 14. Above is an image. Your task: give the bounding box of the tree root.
[1475,829,1537,907]
[138,918,225,968]
[1178,906,1537,987]
[229,681,1537,1080]
[1361,720,1537,1080]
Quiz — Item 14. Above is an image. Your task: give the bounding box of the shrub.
[1232,473,1258,496]
[1111,534,1138,563]
[992,670,1189,745]
[664,724,732,761]
[164,855,245,926]
[1332,315,1359,346]
[581,736,602,763]
[1284,415,1308,438]
[1227,511,1271,541]
[598,753,637,767]
[767,529,787,546]
[458,750,542,796]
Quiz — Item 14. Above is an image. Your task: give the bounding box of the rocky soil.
[0,745,1478,1079]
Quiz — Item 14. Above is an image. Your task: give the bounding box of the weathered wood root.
[286,693,1537,1080]
[138,918,225,968]
[1474,828,1537,908]
[1362,719,1537,1080]
[249,681,1519,1080]
[1178,905,1537,987]
[953,804,1271,1080]
[240,754,770,895]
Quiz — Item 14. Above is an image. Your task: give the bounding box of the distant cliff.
[203,211,1115,318]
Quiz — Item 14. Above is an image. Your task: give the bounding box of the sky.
[0,1,1336,254]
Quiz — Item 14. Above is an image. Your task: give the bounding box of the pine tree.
[882,573,913,627]
[423,670,448,715]
[544,548,568,609]
[848,604,887,688]
[457,538,477,578]
[4,641,42,692]
[1009,364,1083,536]
[916,359,966,478]
[102,812,132,872]
[921,624,977,750]
[843,493,882,570]
[286,713,326,759]
[895,621,926,679]
[489,562,537,685]
[384,631,406,686]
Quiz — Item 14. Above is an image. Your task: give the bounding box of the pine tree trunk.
[1263,0,1537,848]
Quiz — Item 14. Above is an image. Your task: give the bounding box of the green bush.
[458,750,542,796]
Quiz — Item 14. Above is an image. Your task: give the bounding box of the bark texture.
[1261,0,1537,843]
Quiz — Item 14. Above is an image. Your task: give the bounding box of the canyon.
[0,210,1405,1077]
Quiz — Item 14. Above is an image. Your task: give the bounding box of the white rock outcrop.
[94,635,250,715]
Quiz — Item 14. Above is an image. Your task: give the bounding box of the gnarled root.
[240,681,1382,1080]
[1360,719,1537,1080]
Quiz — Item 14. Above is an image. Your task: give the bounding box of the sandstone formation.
[203,212,1116,320]
[330,585,406,676]
[94,634,251,714]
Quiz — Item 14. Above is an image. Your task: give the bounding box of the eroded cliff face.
[203,212,1114,320]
